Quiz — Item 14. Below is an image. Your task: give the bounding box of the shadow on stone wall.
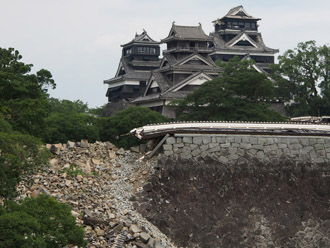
[136,156,330,247]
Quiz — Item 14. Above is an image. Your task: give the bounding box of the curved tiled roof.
[162,24,213,43]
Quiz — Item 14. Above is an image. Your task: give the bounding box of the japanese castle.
[104,6,278,118]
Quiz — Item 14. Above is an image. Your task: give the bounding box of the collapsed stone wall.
[162,134,330,165]
[136,134,330,247]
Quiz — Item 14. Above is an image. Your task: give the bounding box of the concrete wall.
[162,134,330,165]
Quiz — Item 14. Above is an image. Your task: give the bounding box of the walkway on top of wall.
[131,121,330,139]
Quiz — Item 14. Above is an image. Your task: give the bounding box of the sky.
[1,0,330,108]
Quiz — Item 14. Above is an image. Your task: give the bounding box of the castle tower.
[103,30,161,114]
[210,6,279,73]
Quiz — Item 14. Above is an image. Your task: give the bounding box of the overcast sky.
[1,0,330,108]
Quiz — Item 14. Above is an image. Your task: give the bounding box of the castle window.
[150,48,156,54]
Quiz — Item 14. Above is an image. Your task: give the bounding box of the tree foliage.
[0,195,86,248]
[272,40,330,116]
[42,113,100,144]
[0,115,50,199]
[0,47,55,136]
[99,106,169,149]
[48,97,88,115]
[175,57,286,122]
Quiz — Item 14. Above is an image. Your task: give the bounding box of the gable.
[173,73,212,92]
[160,58,169,68]
[229,33,259,48]
[231,6,250,17]
[178,55,214,66]
[115,62,126,77]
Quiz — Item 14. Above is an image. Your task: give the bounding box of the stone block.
[221,143,230,148]
[200,151,209,159]
[309,139,316,145]
[211,137,217,143]
[290,138,299,144]
[300,138,310,146]
[315,143,325,150]
[219,156,229,164]
[266,137,274,145]
[202,136,211,144]
[256,151,264,160]
[234,136,242,143]
[258,137,267,145]
[228,154,238,160]
[250,137,258,145]
[209,146,221,153]
[208,143,218,149]
[232,143,239,148]
[317,150,326,157]
[240,143,252,149]
[193,136,203,145]
[226,136,235,143]
[278,143,287,149]
[317,138,325,144]
[191,148,202,157]
[164,150,173,156]
[313,157,325,163]
[216,137,226,143]
[173,143,184,148]
[264,146,272,154]
[163,144,173,151]
[200,145,209,152]
[176,137,182,143]
[173,147,181,154]
[290,150,299,157]
[237,148,245,156]
[289,144,302,150]
[183,136,192,144]
[270,144,278,151]
[228,147,237,154]
[249,149,257,155]
[252,144,263,150]
[190,144,198,150]
[166,137,176,145]
[182,146,191,154]
[181,153,192,160]
[242,136,250,143]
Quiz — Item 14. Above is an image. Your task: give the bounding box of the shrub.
[99,106,169,149]
[0,195,86,248]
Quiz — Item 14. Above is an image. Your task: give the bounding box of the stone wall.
[136,134,330,247]
[162,134,330,165]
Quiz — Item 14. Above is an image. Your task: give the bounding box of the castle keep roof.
[162,24,213,43]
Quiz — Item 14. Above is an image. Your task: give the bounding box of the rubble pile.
[16,140,176,248]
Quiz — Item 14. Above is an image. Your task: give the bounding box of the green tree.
[272,41,330,116]
[0,48,55,136]
[42,113,99,144]
[175,57,285,121]
[0,115,50,199]
[0,195,86,248]
[48,98,88,115]
[99,106,169,149]
[88,104,107,117]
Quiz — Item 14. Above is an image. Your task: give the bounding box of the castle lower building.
[132,23,221,118]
